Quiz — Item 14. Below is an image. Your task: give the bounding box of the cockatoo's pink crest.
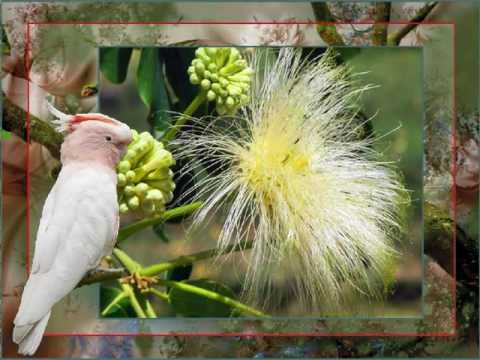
[45,101,132,168]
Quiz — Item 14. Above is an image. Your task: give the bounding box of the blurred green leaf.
[100,48,132,84]
[1,129,12,140]
[161,48,197,111]
[152,223,170,243]
[169,279,236,317]
[100,287,134,318]
[137,48,171,136]
[2,25,11,56]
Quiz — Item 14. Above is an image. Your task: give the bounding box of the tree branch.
[311,2,346,46]
[387,2,438,45]
[372,2,391,45]
[2,92,63,159]
[77,267,127,287]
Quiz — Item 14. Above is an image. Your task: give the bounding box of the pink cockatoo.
[13,102,132,355]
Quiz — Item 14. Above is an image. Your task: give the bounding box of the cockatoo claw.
[120,273,158,290]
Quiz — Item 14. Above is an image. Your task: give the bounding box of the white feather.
[13,164,119,355]
[45,100,74,133]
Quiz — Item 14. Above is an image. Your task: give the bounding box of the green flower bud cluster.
[117,130,176,216]
[188,47,254,115]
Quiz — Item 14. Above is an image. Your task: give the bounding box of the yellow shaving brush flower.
[175,48,407,312]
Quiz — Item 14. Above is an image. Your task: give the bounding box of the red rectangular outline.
[21,20,457,338]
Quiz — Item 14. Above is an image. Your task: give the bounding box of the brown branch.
[77,267,127,288]
[372,2,391,45]
[387,2,438,45]
[311,2,345,46]
[2,92,63,159]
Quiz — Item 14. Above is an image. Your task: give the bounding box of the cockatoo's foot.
[120,272,158,290]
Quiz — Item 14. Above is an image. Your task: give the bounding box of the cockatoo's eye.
[105,136,112,142]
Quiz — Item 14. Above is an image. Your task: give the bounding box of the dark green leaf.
[167,157,197,222]
[100,286,134,318]
[169,279,236,317]
[161,48,197,111]
[166,265,193,293]
[152,223,170,243]
[137,48,171,136]
[2,25,11,56]
[100,48,133,84]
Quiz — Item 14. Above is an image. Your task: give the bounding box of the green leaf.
[152,223,170,243]
[2,25,11,56]
[1,129,12,140]
[100,286,134,318]
[161,48,197,111]
[100,48,132,84]
[166,264,193,283]
[166,264,193,293]
[136,48,171,136]
[169,279,236,317]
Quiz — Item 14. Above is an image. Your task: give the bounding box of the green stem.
[101,291,128,316]
[144,298,157,318]
[117,202,202,242]
[121,283,147,318]
[159,279,268,317]
[113,248,141,273]
[162,92,206,142]
[140,240,253,277]
[146,288,170,302]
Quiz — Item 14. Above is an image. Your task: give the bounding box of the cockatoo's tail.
[176,48,408,312]
[13,103,132,355]
[117,130,176,216]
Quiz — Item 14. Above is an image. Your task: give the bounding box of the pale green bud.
[205,47,218,57]
[226,96,235,109]
[146,168,172,181]
[211,83,221,93]
[134,182,149,197]
[126,170,136,183]
[190,74,200,84]
[188,47,254,114]
[131,129,140,142]
[117,173,127,187]
[127,196,140,210]
[117,131,176,217]
[146,179,175,192]
[200,79,211,90]
[124,185,135,197]
[207,90,216,101]
[118,160,131,173]
[194,61,205,75]
[145,188,164,202]
[119,203,129,214]
[227,85,242,96]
